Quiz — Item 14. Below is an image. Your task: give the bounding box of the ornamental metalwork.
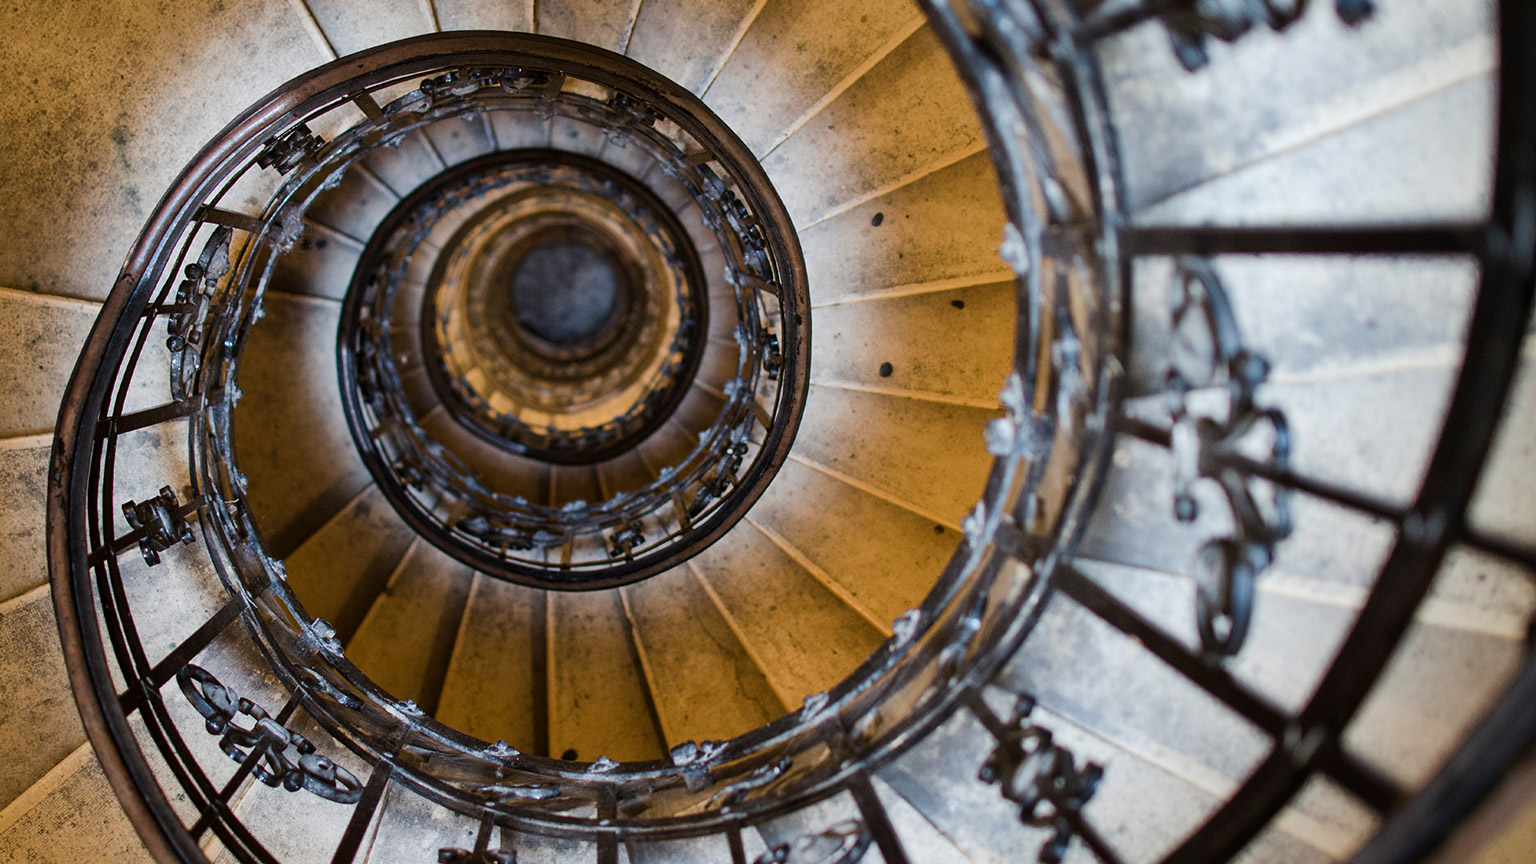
[176,664,363,804]
[978,696,1103,864]
[1166,257,1292,658]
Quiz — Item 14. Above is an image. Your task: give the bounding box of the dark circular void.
[510,242,621,345]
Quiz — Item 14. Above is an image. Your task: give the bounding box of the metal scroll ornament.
[1155,0,1375,71]
[176,664,363,803]
[979,696,1103,864]
[754,820,871,864]
[1166,258,1292,659]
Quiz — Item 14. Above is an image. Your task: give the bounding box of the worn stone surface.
[624,566,783,743]
[798,150,1006,300]
[305,0,432,57]
[0,751,150,864]
[1100,0,1493,212]
[284,483,416,641]
[537,0,643,53]
[436,574,543,750]
[0,290,99,439]
[794,385,995,525]
[0,444,50,604]
[0,0,320,302]
[703,0,919,155]
[436,0,535,33]
[547,588,667,763]
[812,281,1014,404]
[626,0,762,94]
[763,24,982,226]
[364,782,480,864]
[233,293,372,555]
[690,521,886,706]
[0,590,85,812]
[346,541,474,712]
[750,459,957,626]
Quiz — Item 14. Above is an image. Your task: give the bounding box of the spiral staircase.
[4,1,1536,863]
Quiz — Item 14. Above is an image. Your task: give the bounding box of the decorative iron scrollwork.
[755,820,871,864]
[254,124,325,174]
[122,486,196,566]
[167,226,231,400]
[1166,257,1292,658]
[978,695,1102,864]
[176,664,363,803]
[1156,0,1374,72]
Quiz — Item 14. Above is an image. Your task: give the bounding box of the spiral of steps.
[4,1,1536,864]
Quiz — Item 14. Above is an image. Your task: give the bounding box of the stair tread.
[688,520,887,706]
[0,746,151,864]
[234,293,373,555]
[435,0,533,34]
[1100,0,1492,212]
[302,0,431,58]
[537,0,641,53]
[346,539,475,712]
[762,24,982,227]
[702,0,918,155]
[1470,355,1536,546]
[798,150,1006,303]
[0,588,86,812]
[436,574,544,749]
[548,588,667,763]
[363,780,480,864]
[1136,74,1492,226]
[1125,255,1476,399]
[811,280,1013,405]
[625,0,762,94]
[623,565,784,744]
[285,483,418,640]
[793,384,994,526]
[748,458,956,627]
[0,290,100,438]
[0,1,319,302]
[0,442,50,604]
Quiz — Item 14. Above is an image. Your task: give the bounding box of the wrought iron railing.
[42,5,1536,864]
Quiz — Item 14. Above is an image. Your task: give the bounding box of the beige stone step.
[1098,0,1493,212]
[811,279,1013,406]
[363,780,482,864]
[234,292,373,556]
[1135,75,1493,225]
[798,150,1007,304]
[626,0,762,94]
[436,574,545,751]
[0,0,319,303]
[687,520,887,706]
[746,459,956,628]
[417,407,551,502]
[0,587,85,812]
[435,0,534,34]
[0,288,101,439]
[345,538,475,712]
[761,23,983,228]
[0,439,50,604]
[622,565,785,744]
[1124,255,1476,398]
[299,0,432,59]
[537,0,644,53]
[0,745,151,863]
[547,588,667,763]
[701,0,921,156]
[791,385,995,527]
[284,483,418,641]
